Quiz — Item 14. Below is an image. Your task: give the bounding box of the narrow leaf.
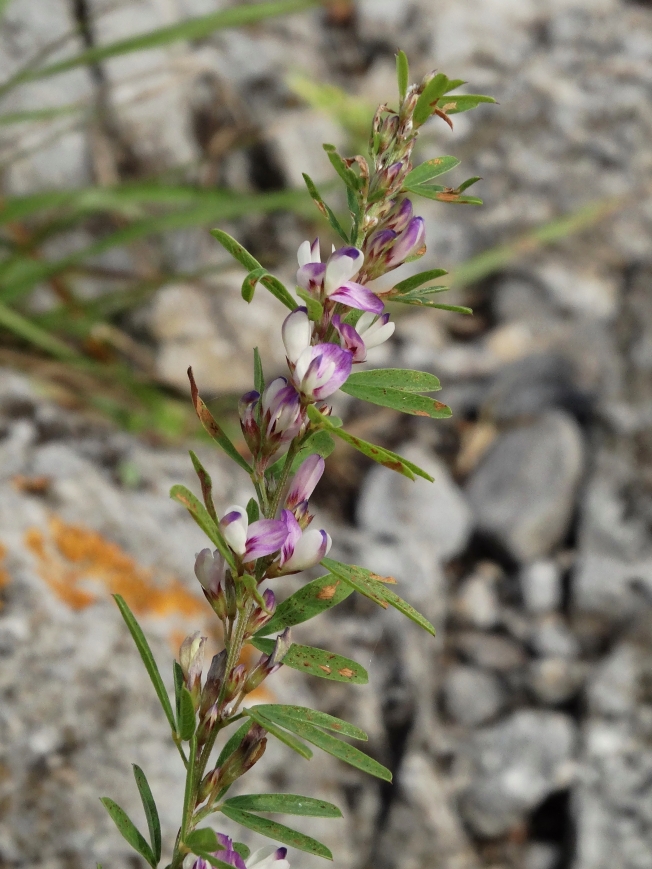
[391,296,473,313]
[186,829,220,852]
[253,704,367,741]
[112,595,176,734]
[256,573,353,636]
[188,367,253,473]
[323,558,436,636]
[340,383,451,419]
[253,348,265,394]
[403,156,460,186]
[251,639,368,684]
[396,50,409,101]
[178,687,196,741]
[439,94,496,114]
[259,274,297,311]
[323,144,360,191]
[169,485,237,572]
[133,765,162,864]
[220,806,333,860]
[189,450,218,524]
[246,497,260,524]
[343,368,441,393]
[173,661,185,725]
[100,798,156,867]
[253,714,391,782]
[458,176,482,192]
[242,267,268,303]
[403,184,482,204]
[391,269,448,293]
[224,793,342,818]
[302,173,349,242]
[234,844,250,861]
[296,287,323,321]
[414,73,451,126]
[306,406,434,481]
[210,228,261,272]
[244,708,313,760]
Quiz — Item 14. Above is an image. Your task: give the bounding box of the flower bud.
[213,723,268,791]
[199,650,227,721]
[246,588,276,635]
[239,390,261,455]
[282,308,313,365]
[179,632,206,705]
[386,217,426,268]
[285,455,325,512]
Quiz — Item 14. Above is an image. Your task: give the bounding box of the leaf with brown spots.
[251,638,368,685]
[255,574,353,637]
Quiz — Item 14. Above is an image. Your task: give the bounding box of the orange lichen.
[0,543,11,607]
[25,517,205,618]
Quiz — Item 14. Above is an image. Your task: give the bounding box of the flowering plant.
[102,54,493,868]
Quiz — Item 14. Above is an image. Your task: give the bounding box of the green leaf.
[216,722,253,768]
[323,143,361,191]
[391,294,473,313]
[252,704,367,741]
[132,765,162,864]
[178,687,196,741]
[414,73,451,127]
[244,708,313,760]
[302,173,349,242]
[252,710,391,782]
[458,176,482,192]
[100,798,156,867]
[439,94,496,114]
[296,287,323,321]
[343,368,441,393]
[306,406,434,482]
[234,844,250,861]
[211,228,261,272]
[8,1,319,89]
[219,806,333,860]
[256,573,353,636]
[259,273,297,311]
[253,348,265,394]
[112,595,176,734]
[267,430,335,479]
[340,384,451,419]
[224,793,342,818]
[403,184,483,205]
[391,269,448,294]
[185,829,219,852]
[251,639,369,684]
[242,266,268,303]
[396,50,409,101]
[170,484,236,571]
[444,78,467,92]
[0,301,79,362]
[323,558,436,637]
[187,367,253,474]
[347,185,361,242]
[403,157,460,187]
[246,497,260,524]
[173,661,185,724]
[189,450,218,524]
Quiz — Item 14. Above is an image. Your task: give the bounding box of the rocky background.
[1,1,652,868]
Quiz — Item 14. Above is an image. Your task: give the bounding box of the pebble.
[520,560,562,614]
[442,664,505,727]
[465,411,584,562]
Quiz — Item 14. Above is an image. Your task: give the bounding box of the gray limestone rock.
[460,710,577,837]
[465,412,584,562]
[442,664,505,727]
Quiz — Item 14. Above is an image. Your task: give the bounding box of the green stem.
[267,439,300,519]
[181,736,197,841]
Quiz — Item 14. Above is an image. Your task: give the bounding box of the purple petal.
[279,509,302,566]
[329,281,384,314]
[324,246,364,294]
[283,529,332,572]
[332,314,366,362]
[367,229,397,260]
[294,343,352,400]
[386,198,413,232]
[387,217,426,267]
[286,454,325,510]
[244,519,289,561]
[297,262,326,291]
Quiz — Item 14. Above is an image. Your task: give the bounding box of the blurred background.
[0,0,650,867]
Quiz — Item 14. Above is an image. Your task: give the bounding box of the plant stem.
[267,439,299,519]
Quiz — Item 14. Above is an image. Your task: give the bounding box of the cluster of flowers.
[186,836,288,869]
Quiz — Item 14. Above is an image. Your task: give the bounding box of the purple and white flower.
[179,632,205,700]
[386,216,425,268]
[285,454,325,512]
[292,342,352,400]
[332,312,395,363]
[296,242,383,313]
[279,509,331,573]
[282,307,312,364]
[186,838,289,869]
[194,548,225,595]
[220,506,288,561]
[260,377,304,446]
